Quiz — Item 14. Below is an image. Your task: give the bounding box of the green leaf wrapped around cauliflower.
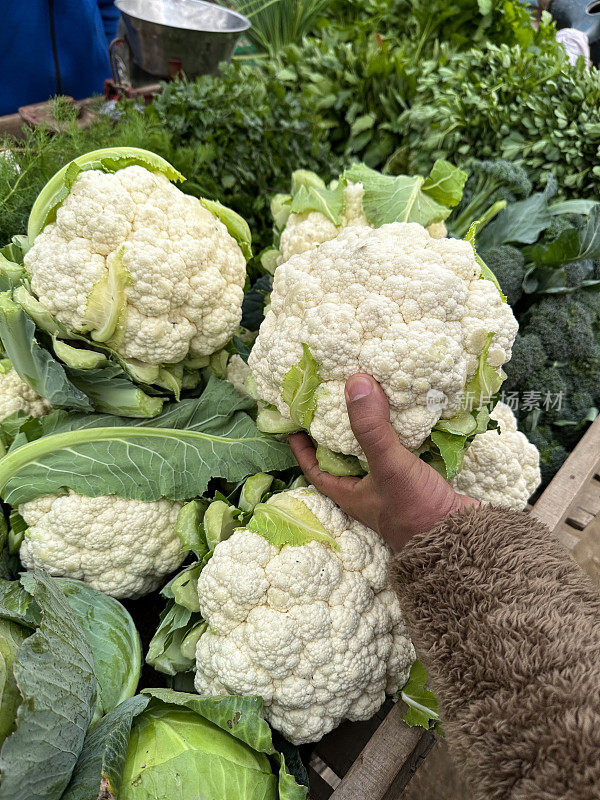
[454,401,541,510]
[267,162,463,270]
[277,181,369,265]
[23,148,249,369]
[249,222,518,463]
[18,492,184,599]
[193,486,416,745]
[0,358,51,422]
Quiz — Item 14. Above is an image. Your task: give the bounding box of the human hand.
[289,374,479,551]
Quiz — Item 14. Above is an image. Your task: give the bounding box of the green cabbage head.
[110,691,307,800]
[0,617,29,746]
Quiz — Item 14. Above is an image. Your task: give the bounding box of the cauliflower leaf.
[0,375,296,506]
[344,160,466,227]
[248,493,339,551]
[281,343,321,430]
[398,660,440,731]
[83,246,130,344]
[289,181,346,226]
[199,198,253,261]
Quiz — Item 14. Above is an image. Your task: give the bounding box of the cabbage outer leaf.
[0,376,296,505]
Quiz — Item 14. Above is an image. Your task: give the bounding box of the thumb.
[345,374,415,481]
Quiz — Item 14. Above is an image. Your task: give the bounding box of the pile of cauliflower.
[0,150,545,748]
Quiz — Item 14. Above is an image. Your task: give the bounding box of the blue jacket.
[0,1,120,116]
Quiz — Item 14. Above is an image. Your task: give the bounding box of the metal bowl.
[114,0,250,78]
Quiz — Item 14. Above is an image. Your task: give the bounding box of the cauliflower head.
[454,402,541,510]
[19,491,184,598]
[249,222,518,458]
[278,181,446,265]
[0,360,51,422]
[24,165,247,366]
[194,486,415,744]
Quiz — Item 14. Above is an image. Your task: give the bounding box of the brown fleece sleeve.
[394,506,600,800]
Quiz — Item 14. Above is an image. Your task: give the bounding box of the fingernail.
[346,375,372,402]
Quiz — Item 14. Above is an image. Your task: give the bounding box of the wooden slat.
[563,476,600,531]
[0,113,25,138]
[308,766,335,800]
[381,729,437,799]
[327,702,434,800]
[531,416,600,548]
[315,712,387,777]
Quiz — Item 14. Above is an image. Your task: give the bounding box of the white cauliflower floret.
[194,487,415,744]
[225,354,252,397]
[24,166,247,366]
[19,491,184,598]
[249,223,518,457]
[0,362,51,421]
[454,402,541,510]
[278,182,369,264]
[489,400,518,433]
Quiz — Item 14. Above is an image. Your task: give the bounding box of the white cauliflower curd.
[249,222,518,459]
[278,181,368,264]
[194,487,415,744]
[0,360,51,421]
[24,165,247,366]
[225,353,252,397]
[454,402,541,510]
[19,492,184,598]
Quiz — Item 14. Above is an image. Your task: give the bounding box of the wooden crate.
[306,416,600,800]
[532,414,600,584]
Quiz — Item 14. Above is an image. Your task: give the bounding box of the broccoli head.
[527,426,567,485]
[576,287,600,322]
[562,345,600,405]
[525,295,595,362]
[504,286,600,486]
[481,244,526,306]
[564,259,593,288]
[542,213,579,242]
[503,333,548,389]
